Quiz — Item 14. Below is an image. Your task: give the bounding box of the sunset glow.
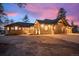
[2,3,79,25]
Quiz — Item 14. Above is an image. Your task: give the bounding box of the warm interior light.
[66,27,72,33]
[7,27,9,30]
[30,27,34,30]
[41,24,44,28]
[11,27,14,30]
[45,25,48,30]
[15,26,18,30]
[22,27,25,30]
[18,27,21,30]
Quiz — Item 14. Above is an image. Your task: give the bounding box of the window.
[22,27,25,30]
[11,27,14,30]
[15,26,18,30]
[7,27,9,30]
[41,24,44,28]
[30,27,34,30]
[48,25,51,29]
[18,27,21,30]
[45,26,48,30]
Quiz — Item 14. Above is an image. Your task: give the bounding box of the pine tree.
[4,18,10,25]
[23,15,29,23]
[16,4,30,23]
[10,19,14,23]
[0,3,7,24]
[57,8,66,20]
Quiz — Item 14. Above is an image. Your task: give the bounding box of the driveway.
[0,35,79,56]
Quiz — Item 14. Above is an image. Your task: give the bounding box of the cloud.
[66,15,75,21]
[6,12,19,16]
[25,4,58,19]
[39,8,58,19]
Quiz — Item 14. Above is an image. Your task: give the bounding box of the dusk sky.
[2,3,79,25]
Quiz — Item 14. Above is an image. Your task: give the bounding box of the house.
[4,18,72,35]
[34,18,72,34]
[4,22,34,35]
[34,8,72,34]
[4,8,73,35]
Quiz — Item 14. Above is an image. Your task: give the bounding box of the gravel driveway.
[0,35,79,56]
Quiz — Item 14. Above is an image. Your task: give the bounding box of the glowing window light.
[15,26,18,30]
[41,24,44,28]
[30,27,34,30]
[11,27,14,30]
[54,26,56,30]
[18,27,21,30]
[48,25,51,29]
[7,27,9,30]
[45,26,48,30]
[22,27,25,30]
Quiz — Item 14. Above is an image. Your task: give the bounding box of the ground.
[0,34,79,56]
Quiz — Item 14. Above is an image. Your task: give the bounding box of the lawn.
[0,35,79,56]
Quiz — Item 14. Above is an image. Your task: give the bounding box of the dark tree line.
[0,3,29,25]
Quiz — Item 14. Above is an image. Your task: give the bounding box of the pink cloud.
[66,15,79,25]
[6,12,19,16]
[40,8,58,19]
[25,4,58,19]
[66,15,75,21]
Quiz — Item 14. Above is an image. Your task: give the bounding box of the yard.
[0,34,79,56]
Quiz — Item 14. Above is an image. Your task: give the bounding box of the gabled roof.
[37,19,58,24]
[37,19,71,26]
[62,19,71,26]
[5,22,34,27]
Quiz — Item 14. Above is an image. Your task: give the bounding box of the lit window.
[22,27,25,30]
[48,25,51,28]
[45,26,48,30]
[11,27,14,30]
[54,26,56,30]
[30,27,34,30]
[41,24,44,28]
[15,26,18,30]
[7,27,9,30]
[18,27,21,30]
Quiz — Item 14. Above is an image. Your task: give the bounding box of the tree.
[10,19,14,23]
[16,3,29,23]
[0,3,7,24]
[57,8,66,19]
[0,3,29,24]
[4,17,10,25]
[23,14,29,23]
